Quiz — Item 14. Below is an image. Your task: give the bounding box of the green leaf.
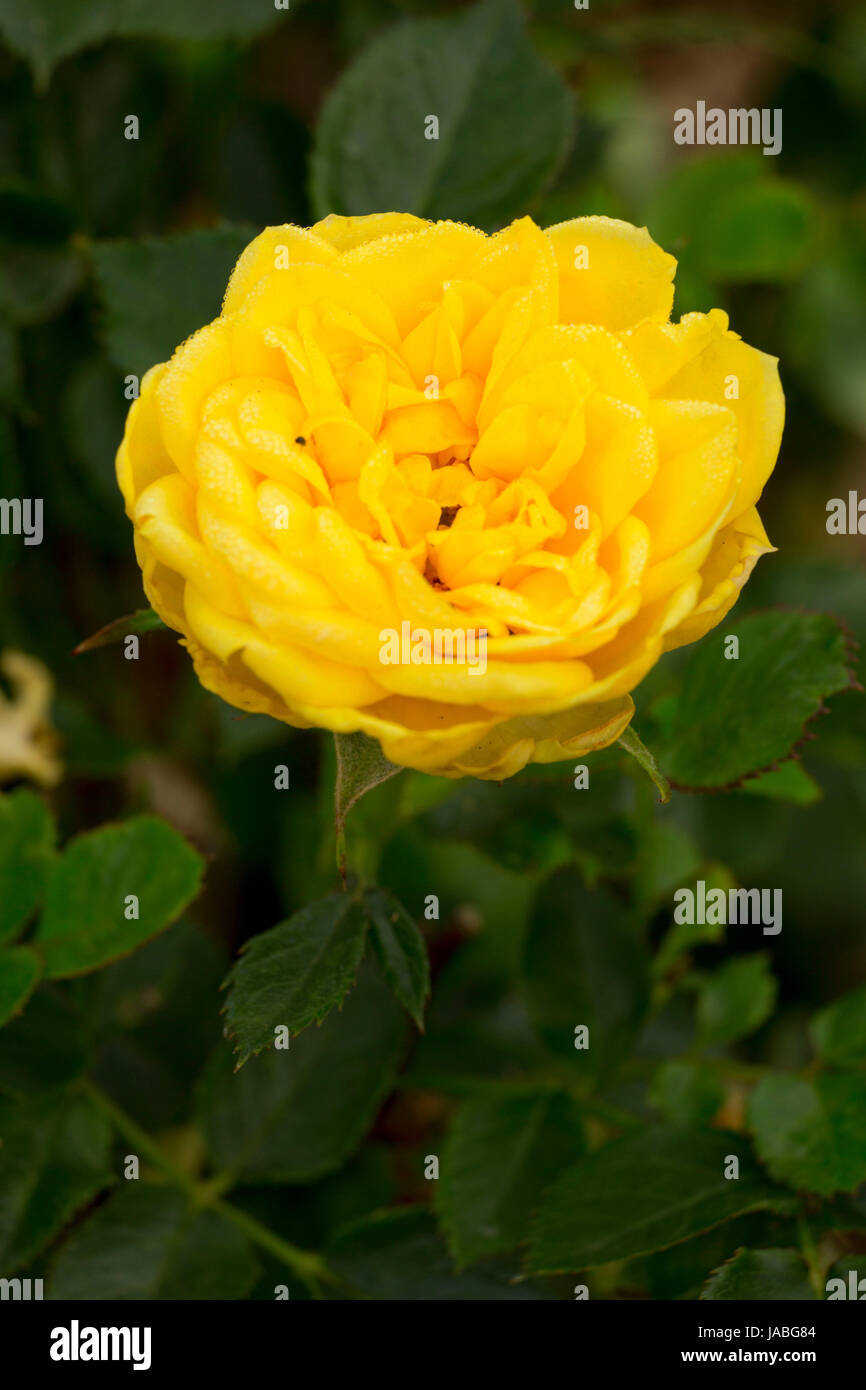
[811,985,866,1067]
[646,153,816,285]
[329,1208,552,1300]
[89,225,254,377]
[74,607,164,654]
[437,1086,585,1267]
[701,181,816,282]
[311,0,573,229]
[50,1184,259,1299]
[200,965,406,1183]
[523,865,650,1073]
[0,0,285,86]
[0,1090,112,1269]
[224,893,369,1064]
[738,760,821,805]
[647,153,761,255]
[701,1247,815,1300]
[643,1213,791,1300]
[363,887,429,1028]
[665,611,855,790]
[35,815,204,978]
[696,955,778,1048]
[649,1061,725,1129]
[748,1073,866,1197]
[527,1126,791,1273]
[0,790,55,943]
[0,947,42,1026]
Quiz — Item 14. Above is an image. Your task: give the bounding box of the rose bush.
[116,212,783,777]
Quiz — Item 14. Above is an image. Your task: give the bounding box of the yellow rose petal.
[546,216,676,330]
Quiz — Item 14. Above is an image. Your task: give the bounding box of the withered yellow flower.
[116,214,783,778]
[0,650,62,787]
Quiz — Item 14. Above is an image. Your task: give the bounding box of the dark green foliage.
[527,1128,793,1274]
[437,1085,586,1265]
[90,227,255,376]
[201,966,406,1184]
[311,0,574,228]
[35,816,204,977]
[700,1247,816,1301]
[49,1184,261,1300]
[0,792,55,944]
[224,893,370,1061]
[524,865,650,1073]
[663,612,854,790]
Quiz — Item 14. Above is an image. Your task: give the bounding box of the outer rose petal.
[545,216,676,330]
[311,212,430,251]
[223,225,337,314]
[662,508,775,653]
[623,311,785,518]
[445,695,636,779]
[316,693,634,780]
[116,364,173,512]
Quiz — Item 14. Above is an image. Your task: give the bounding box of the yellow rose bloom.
[116,213,783,779]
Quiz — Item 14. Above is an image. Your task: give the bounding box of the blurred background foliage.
[0,0,865,1301]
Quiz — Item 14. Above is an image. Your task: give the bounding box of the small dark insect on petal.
[295,436,306,445]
